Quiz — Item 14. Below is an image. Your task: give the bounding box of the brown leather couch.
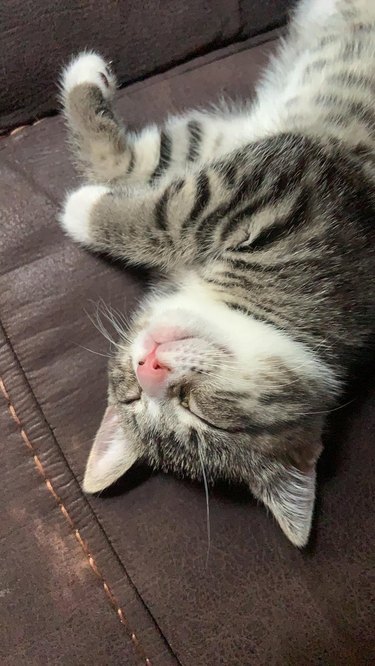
[1,1,374,663]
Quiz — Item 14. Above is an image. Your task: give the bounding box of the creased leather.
[1,33,374,666]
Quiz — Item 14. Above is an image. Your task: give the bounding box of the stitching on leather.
[0,116,52,139]
[0,376,152,666]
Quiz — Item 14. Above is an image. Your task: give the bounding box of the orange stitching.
[0,376,152,666]
[0,117,48,140]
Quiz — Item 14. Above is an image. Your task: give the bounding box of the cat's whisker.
[99,299,131,336]
[85,306,120,350]
[75,342,114,359]
[293,397,355,417]
[95,299,130,341]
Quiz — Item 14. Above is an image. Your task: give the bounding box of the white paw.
[61,51,116,99]
[60,184,109,244]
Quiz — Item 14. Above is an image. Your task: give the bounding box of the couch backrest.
[0,0,293,132]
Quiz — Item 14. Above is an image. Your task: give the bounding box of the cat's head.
[83,299,337,547]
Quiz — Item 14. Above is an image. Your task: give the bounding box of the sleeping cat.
[60,0,375,546]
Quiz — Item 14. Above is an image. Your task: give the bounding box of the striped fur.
[60,0,375,547]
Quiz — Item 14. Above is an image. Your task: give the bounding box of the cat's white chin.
[60,185,109,244]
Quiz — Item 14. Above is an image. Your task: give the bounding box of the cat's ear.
[253,463,318,548]
[83,405,139,493]
[248,425,323,547]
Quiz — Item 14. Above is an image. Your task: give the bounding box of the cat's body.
[60,0,375,546]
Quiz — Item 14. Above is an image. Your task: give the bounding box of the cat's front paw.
[61,51,116,99]
[60,185,110,245]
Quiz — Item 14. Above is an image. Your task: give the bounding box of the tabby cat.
[60,0,375,546]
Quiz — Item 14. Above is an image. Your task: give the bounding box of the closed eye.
[178,385,190,408]
[120,391,142,405]
[178,388,230,433]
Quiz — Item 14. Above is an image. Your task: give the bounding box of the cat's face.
[83,304,333,547]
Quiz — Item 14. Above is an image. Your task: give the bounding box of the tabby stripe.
[154,187,171,230]
[204,276,249,290]
[335,166,375,232]
[352,143,375,165]
[179,173,210,234]
[249,187,309,252]
[187,120,203,162]
[271,157,306,199]
[349,100,375,134]
[220,195,269,243]
[195,135,313,250]
[224,297,294,335]
[195,202,232,245]
[190,172,211,221]
[351,21,375,34]
[310,33,341,52]
[220,154,307,243]
[303,58,328,77]
[221,162,238,188]
[228,256,312,275]
[342,40,364,60]
[154,179,184,230]
[327,71,375,97]
[218,276,290,314]
[224,299,275,326]
[150,130,172,182]
[194,174,264,244]
[315,94,375,133]
[319,148,375,230]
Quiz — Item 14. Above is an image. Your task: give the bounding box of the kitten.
[60,0,375,547]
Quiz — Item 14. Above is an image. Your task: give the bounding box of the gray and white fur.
[60,0,375,547]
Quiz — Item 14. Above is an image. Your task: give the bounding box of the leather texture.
[0,0,292,132]
[1,18,374,666]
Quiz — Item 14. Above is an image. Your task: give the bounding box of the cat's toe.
[61,52,116,99]
[59,185,110,245]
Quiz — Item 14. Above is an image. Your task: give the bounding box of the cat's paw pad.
[60,185,109,244]
[61,52,116,99]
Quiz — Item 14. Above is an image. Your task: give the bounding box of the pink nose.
[136,346,169,397]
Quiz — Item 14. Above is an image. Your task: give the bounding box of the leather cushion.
[1,34,374,665]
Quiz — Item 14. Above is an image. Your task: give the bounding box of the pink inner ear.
[91,405,120,461]
[83,404,140,494]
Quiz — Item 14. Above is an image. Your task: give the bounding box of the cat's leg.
[60,133,316,271]
[62,52,185,186]
[61,52,133,184]
[59,160,237,271]
[62,52,240,187]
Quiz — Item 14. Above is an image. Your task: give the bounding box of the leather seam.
[0,374,152,666]
[0,212,180,665]
[0,116,54,139]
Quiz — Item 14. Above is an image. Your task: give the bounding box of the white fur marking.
[62,52,116,98]
[266,468,316,547]
[60,185,109,244]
